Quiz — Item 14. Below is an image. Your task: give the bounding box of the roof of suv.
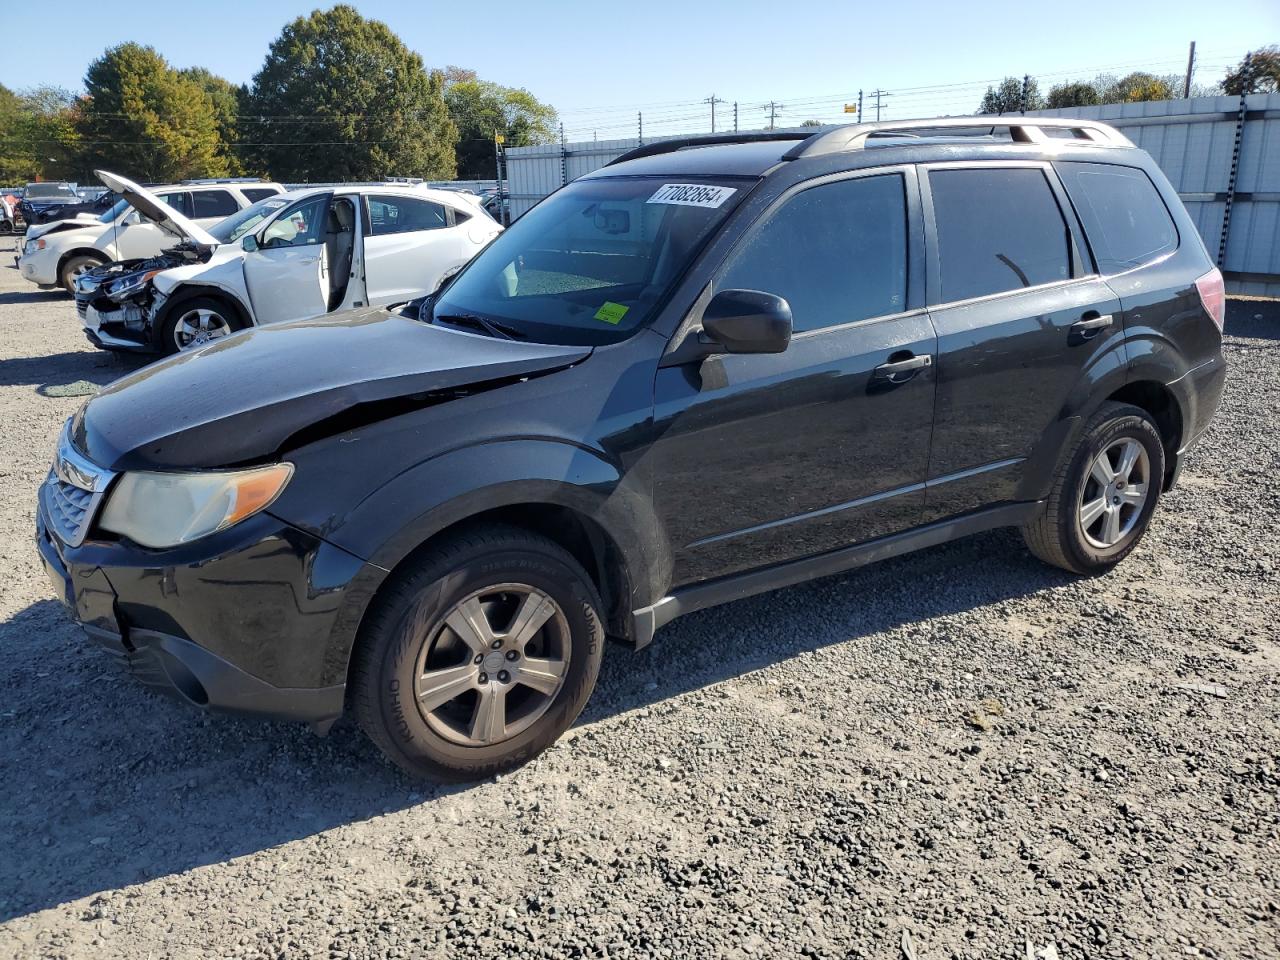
[589,117,1143,180]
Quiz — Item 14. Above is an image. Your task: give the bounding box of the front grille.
[75,295,88,319]
[44,474,93,542]
[43,423,115,547]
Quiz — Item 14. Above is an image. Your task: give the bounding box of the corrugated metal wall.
[505,96,1280,296]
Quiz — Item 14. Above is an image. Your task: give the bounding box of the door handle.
[873,353,932,383]
[1070,313,1113,335]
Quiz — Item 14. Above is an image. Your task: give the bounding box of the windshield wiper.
[435,313,525,341]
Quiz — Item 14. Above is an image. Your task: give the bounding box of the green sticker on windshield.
[594,301,629,325]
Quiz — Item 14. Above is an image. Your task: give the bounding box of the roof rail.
[606,130,810,167]
[179,177,272,185]
[782,117,1132,159]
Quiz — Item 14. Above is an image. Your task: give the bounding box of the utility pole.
[765,101,781,130]
[733,101,739,132]
[858,89,864,123]
[1020,74,1031,114]
[638,111,643,143]
[868,89,889,122]
[705,94,725,133]
[1183,41,1197,98]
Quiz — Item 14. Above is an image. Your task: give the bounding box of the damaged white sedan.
[76,171,503,355]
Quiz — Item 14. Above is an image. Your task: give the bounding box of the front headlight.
[107,269,161,302]
[99,463,294,549]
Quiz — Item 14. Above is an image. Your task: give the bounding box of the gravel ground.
[0,235,1276,960]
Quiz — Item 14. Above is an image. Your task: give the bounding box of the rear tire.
[59,254,105,294]
[351,524,605,781]
[1022,402,1165,575]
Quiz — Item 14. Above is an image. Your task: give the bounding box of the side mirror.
[701,289,792,354]
[241,234,258,253]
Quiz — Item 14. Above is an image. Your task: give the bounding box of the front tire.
[59,254,105,294]
[351,525,605,781]
[1023,402,1166,575]
[157,296,243,355]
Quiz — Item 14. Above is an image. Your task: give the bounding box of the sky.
[4,0,1277,140]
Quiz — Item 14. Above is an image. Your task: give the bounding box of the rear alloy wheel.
[159,296,243,355]
[59,254,105,294]
[351,525,604,781]
[1023,401,1166,574]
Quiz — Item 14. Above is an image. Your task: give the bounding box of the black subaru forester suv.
[37,118,1226,780]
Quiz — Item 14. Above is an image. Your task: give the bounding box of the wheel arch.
[152,284,252,345]
[55,247,108,277]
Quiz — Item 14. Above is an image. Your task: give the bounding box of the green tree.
[0,85,82,182]
[1223,46,1280,95]
[243,5,457,181]
[978,76,1043,114]
[1046,81,1101,109]
[444,67,558,179]
[1103,72,1176,103]
[78,43,227,181]
[800,119,822,127]
[181,67,245,174]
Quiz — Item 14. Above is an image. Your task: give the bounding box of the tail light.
[1195,267,1226,332]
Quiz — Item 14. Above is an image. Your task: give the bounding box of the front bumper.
[18,251,56,287]
[36,498,374,726]
[80,300,155,352]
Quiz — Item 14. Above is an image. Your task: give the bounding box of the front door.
[243,193,331,325]
[919,162,1124,521]
[650,169,937,586]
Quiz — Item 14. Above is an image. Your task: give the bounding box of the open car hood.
[73,307,591,471]
[95,170,219,247]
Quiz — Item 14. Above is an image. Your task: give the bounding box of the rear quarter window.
[241,187,281,203]
[1055,161,1178,274]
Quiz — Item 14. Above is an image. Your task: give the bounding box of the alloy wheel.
[413,583,571,747]
[1078,438,1150,549]
[174,308,232,351]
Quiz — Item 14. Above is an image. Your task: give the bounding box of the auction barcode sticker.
[646,183,737,208]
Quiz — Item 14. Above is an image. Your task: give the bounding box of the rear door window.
[719,173,908,333]
[367,195,448,235]
[928,167,1071,303]
[241,187,281,203]
[1055,162,1178,273]
[191,189,239,219]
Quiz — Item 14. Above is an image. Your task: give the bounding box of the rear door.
[650,168,937,586]
[362,194,464,304]
[189,188,241,228]
[919,162,1123,521]
[242,193,331,325]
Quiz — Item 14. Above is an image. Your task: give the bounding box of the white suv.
[76,173,503,354]
[18,175,283,292]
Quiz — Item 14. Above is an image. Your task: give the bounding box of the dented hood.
[74,308,591,471]
[95,169,220,247]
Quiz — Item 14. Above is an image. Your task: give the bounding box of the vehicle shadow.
[0,350,147,389]
[0,527,1068,920]
[0,289,67,305]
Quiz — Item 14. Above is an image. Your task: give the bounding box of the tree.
[1104,72,1176,103]
[800,119,822,127]
[181,67,245,174]
[444,68,557,180]
[1223,46,1280,95]
[1046,81,1101,109]
[77,43,227,181]
[243,5,457,181]
[0,85,82,182]
[978,76,1043,114]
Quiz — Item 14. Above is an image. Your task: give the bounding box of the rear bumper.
[35,505,370,726]
[1166,353,1227,488]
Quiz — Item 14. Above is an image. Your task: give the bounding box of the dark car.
[17,182,84,225]
[37,117,1226,781]
[24,189,119,227]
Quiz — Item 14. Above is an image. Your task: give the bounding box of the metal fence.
[505,93,1280,297]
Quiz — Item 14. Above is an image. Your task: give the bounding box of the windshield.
[209,196,291,244]
[433,175,750,345]
[26,183,77,199]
